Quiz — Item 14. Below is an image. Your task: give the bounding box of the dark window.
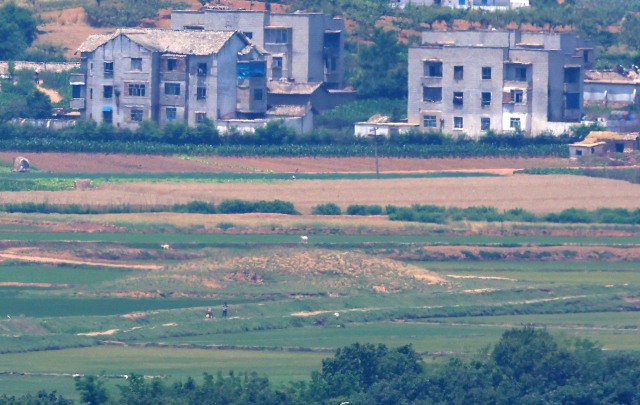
[165,83,180,96]
[454,117,463,129]
[482,67,491,80]
[243,31,253,39]
[103,85,113,99]
[90,88,93,100]
[454,66,463,80]
[481,92,491,106]
[72,85,82,98]
[254,88,263,101]
[131,58,142,71]
[453,91,463,106]
[102,110,112,124]
[128,84,145,97]
[198,63,207,77]
[196,112,206,123]
[166,107,177,122]
[104,62,113,78]
[423,87,442,102]
[583,51,589,63]
[566,93,580,109]
[131,109,143,122]
[481,117,490,131]
[265,28,288,44]
[515,67,527,81]
[424,62,443,77]
[324,32,340,48]
[423,115,437,128]
[616,143,624,153]
[510,117,521,128]
[197,87,207,100]
[576,149,582,156]
[168,59,178,71]
[511,89,523,103]
[273,57,283,68]
[564,67,580,84]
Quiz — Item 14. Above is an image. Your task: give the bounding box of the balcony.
[69,73,86,85]
[421,76,442,86]
[70,98,85,110]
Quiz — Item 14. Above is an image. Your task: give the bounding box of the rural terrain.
[0,154,638,399]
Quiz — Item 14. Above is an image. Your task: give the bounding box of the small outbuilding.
[13,157,30,172]
[569,131,640,159]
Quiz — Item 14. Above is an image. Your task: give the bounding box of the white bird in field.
[292,175,296,180]
[334,313,339,318]
[7,316,10,319]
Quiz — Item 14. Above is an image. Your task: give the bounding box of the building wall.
[83,35,156,129]
[171,10,344,88]
[410,30,593,137]
[408,46,508,137]
[584,82,640,104]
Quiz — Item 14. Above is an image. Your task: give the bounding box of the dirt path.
[36,85,62,103]
[0,252,162,269]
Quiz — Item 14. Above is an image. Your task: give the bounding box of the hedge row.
[0,200,299,215]
[311,203,640,224]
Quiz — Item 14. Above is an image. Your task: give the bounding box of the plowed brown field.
[0,152,572,173]
[2,175,640,214]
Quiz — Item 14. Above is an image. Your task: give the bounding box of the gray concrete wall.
[422,30,511,47]
[171,11,205,30]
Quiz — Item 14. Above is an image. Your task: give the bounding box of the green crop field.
[428,311,640,328]
[415,261,640,271]
[0,264,130,285]
[0,347,327,399]
[440,270,640,285]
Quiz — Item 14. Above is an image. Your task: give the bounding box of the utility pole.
[368,128,381,179]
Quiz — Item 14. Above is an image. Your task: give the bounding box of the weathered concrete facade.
[392,0,529,9]
[171,9,345,89]
[408,30,595,137]
[72,29,267,129]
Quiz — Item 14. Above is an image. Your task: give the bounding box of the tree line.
[2,328,639,405]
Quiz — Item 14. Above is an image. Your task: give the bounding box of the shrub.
[312,203,342,215]
[365,205,383,215]
[346,205,368,216]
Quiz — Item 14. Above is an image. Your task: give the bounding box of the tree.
[349,29,408,99]
[75,376,109,405]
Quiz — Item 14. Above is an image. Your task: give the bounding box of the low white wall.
[0,61,80,74]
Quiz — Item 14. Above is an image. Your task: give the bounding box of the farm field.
[0,166,639,399]
[0,175,639,214]
[0,153,575,173]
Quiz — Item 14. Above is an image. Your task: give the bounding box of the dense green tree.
[0,3,39,60]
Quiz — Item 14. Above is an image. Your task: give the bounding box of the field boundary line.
[98,341,335,353]
[175,155,274,173]
[0,252,162,269]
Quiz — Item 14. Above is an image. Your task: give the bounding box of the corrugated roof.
[77,29,241,55]
[267,81,323,95]
[266,103,312,117]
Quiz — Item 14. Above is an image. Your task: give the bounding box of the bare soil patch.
[204,156,575,173]
[36,85,62,103]
[0,153,573,173]
[35,8,114,59]
[3,175,640,214]
[0,282,78,288]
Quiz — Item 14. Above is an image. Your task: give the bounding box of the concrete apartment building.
[408,30,595,137]
[171,8,345,89]
[71,28,267,129]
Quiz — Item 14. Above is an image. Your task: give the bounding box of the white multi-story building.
[408,30,596,137]
[71,28,267,129]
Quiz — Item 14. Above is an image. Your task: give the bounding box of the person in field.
[222,303,228,317]
[206,307,212,319]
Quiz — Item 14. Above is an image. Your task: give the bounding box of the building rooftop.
[77,28,241,55]
[267,81,323,95]
[584,70,640,84]
[266,103,312,117]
